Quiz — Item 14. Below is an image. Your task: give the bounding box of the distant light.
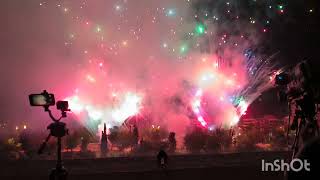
[96,25,102,33]
[23,125,27,129]
[163,43,168,48]
[15,126,19,130]
[180,44,188,53]
[122,40,128,46]
[115,5,121,11]
[166,8,176,17]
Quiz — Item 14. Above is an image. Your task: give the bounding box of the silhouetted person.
[286,137,320,180]
[157,149,168,168]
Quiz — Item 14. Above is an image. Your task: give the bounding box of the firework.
[17,0,295,135]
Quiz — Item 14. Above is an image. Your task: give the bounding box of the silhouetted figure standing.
[80,136,89,152]
[100,123,108,157]
[157,149,168,168]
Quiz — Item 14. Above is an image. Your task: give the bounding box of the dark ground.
[1,151,291,180]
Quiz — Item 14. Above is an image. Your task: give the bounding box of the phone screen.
[29,94,55,106]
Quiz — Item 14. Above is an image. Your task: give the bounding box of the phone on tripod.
[29,90,70,180]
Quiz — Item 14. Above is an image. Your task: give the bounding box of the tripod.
[287,98,319,159]
[38,107,69,180]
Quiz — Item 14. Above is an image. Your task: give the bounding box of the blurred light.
[195,23,206,35]
[194,108,200,114]
[180,44,188,53]
[122,40,128,46]
[112,92,142,123]
[195,89,202,97]
[230,115,240,126]
[86,74,96,83]
[163,43,168,48]
[87,106,103,121]
[226,79,234,85]
[65,95,84,113]
[115,5,121,11]
[197,116,207,127]
[166,8,176,16]
[96,25,102,33]
[209,125,215,131]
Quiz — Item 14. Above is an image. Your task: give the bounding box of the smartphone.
[29,93,55,106]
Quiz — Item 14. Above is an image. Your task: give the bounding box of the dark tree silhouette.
[168,132,176,153]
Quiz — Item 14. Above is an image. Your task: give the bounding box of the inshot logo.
[262,159,310,172]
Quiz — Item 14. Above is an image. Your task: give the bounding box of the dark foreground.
[1,151,290,180]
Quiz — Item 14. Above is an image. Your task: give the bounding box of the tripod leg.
[49,137,68,180]
[38,134,51,154]
[287,104,291,139]
[286,114,291,148]
[57,137,62,170]
[315,120,320,136]
[49,168,68,180]
[292,121,302,159]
